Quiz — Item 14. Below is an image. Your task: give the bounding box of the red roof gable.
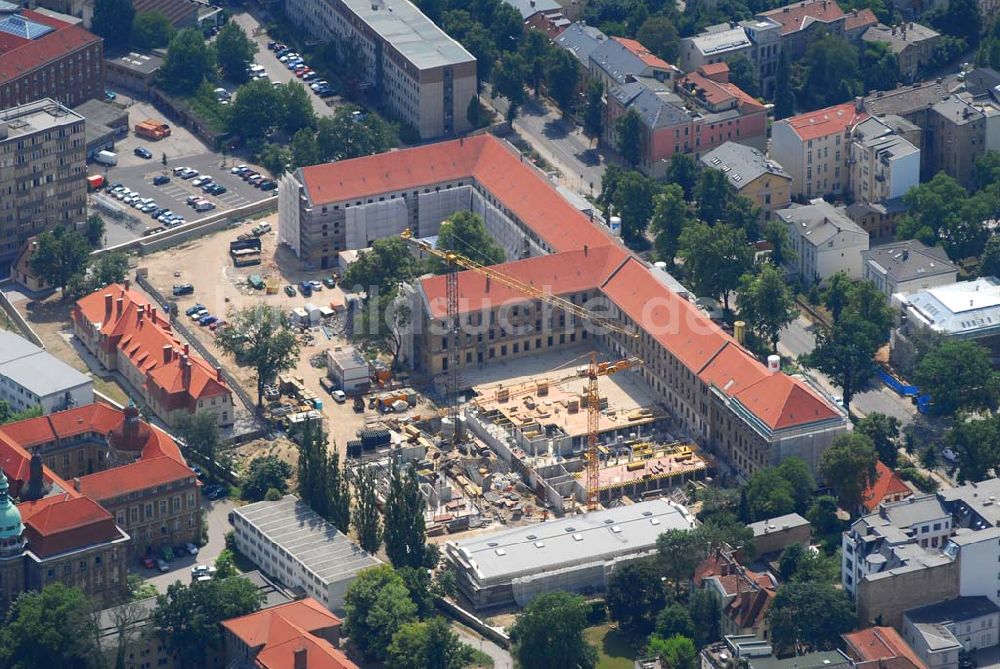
[759,0,846,35]
[845,8,878,31]
[223,598,343,648]
[19,494,121,556]
[298,135,614,254]
[78,456,195,501]
[680,70,766,109]
[844,627,927,669]
[699,343,770,397]
[783,101,868,141]
[732,373,840,430]
[255,635,357,669]
[861,460,912,512]
[0,10,101,84]
[612,36,674,70]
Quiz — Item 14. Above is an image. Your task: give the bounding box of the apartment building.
[283,0,475,139]
[848,116,921,205]
[777,198,870,285]
[861,240,957,297]
[0,7,103,109]
[863,23,941,82]
[554,21,608,67]
[757,0,847,59]
[72,283,234,427]
[0,99,87,264]
[589,35,680,91]
[928,96,989,189]
[231,496,380,613]
[903,598,1000,669]
[680,18,782,98]
[772,100,869,198]
[0,330,92,414]
[693,550,778,641]
[700,141,792,220]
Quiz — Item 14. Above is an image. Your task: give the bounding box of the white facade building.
[0,330,92,414]
[849,117,921,204]
[230,495,381,613]
[326,346,369,393]
[861,240,958,297]
[903,597,1000,669]
[678,25,752,73]
[777,199,870,285]
[283,0,476,139]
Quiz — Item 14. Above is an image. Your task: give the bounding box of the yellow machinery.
[401,228,639,511]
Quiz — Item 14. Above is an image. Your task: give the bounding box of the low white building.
[444,498,696,610]
[903,597,1000,669]
[777,199,870,285]
[0,330,92,414]
[861,240,958,297]
[230,495,381,613]
[326,346,369,394]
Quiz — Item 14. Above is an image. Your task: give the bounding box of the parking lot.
[95,151,275,235]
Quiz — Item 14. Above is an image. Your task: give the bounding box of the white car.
[172,165,189,175]
[230,164,247,174]
[332,390,346,403]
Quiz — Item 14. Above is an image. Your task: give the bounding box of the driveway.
[453,623,514,669]
[134,497,235,593]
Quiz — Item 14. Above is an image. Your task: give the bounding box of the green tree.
[656,528,707,597]
[914,340,1000,415]
[655,603,695,640]
[764,219,796,267]
[466,96,482,128]
[173,410,221,478]
[744,468,797,522]
[949,413,1000,482]
[387,617,476,669]
[819,432,879,510]
[823,272,854,322]
[615,108,643,168]
[736,264,796,351]
[696,169,731,225]
[980,234,1000,277]
[605,558,667,636]
[510,591,598,669]
[727,54,761,97]
[774,49,794,119]
[290,127,320,168]
[668,153,699,200]
[216,304,300,406]
[214,548,238,579]
[777,457,816,511]
[92,0,135,48]
[494,52,527,120]
[650,183,691,268]
[215,22,258,84]
[779,543,807,581]
[343,565,418,661]
[861,40,899,91]
[29,225,91,294]
[342,238,421,295]
[434,210,505,268]
[545,48,580,114]
[326,446,351,534]
[899,173,988,260]
[88,251,130,291]
[159,28,215,94]
[805,312,886,412]
[768,582,856,652]
[384,462,428,569]
[131,11,173,49]
[797,34,860,109]
[280,81,316,134]
[296,419,332,517]
[612,170,658,243]
[647,634,697,669]
[228,79,285,140]
[583,79,604,142]
[636,15,680,62]
[807,495,841,534]
[84,214,106,248]
[242,455,292,502]
[354,464,383,554]
[856,412,901,467]
[314,105,393,162]
[929,0,981,44]
[519,29,549,94]
[678,223,753,311]
[0,583,98,668]
[725,195,762,241]
[153,577,263,666]
[688,588,721,648]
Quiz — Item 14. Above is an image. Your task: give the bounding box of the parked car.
[134,147,153,159]
[184,543,199,556]
[323,276,336,288]
[284,285,296,297]
[201,181,217,192]
[156,558,170,573]
[302,72,318,81]
[172,284,194,296]
[104,90,116,101]
[259,181,277,191]
[299,281,312,297]
[153,175,170,185]
[189,309,208,321]
[172,165,189,175]
[142,557,156,569]
[191,176,210,186]
[209,184,227,195]
[180,168,198,179]
[332,390,347,404]
[231,164,248,174]
[199,315,218,326]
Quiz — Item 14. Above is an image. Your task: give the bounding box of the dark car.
[259,180,277,191]
[267,40,277,49]
[172,283,194,296]
[134,147,153,159]
[284,285,296,297]
[299,281,312,297]
[152,175,170,186]
[209,184,227,195]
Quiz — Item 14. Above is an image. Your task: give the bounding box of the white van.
[95,150,118,166]
[194,200,215,212]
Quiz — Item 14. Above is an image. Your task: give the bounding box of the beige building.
[284,0,475,139]
[862,23,941,82]
[0,99,87,265]
[700,142,791,220]
[928,96,989,189]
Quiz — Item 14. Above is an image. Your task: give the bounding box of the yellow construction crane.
[400,228,640,510]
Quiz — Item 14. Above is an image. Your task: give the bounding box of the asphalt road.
[134,497,235,593]
[453,623,514,669]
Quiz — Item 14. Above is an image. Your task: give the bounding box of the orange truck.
[134,119,171,140]
[86,174,105,191]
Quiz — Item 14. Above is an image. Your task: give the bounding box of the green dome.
[0,471,24,540]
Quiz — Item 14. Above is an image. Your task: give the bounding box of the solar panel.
[0,14,56,40]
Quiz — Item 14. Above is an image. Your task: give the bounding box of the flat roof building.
[283,0,475,139]
[893,277,1000,363]
[0,330,92,414]
[861,240,957,297]
[231,495,381,613]
[445,498,696,609]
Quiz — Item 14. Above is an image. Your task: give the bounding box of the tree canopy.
[92,0,135,48]
[344,565,419,661]
[855,412,901,468]
[678,223,753,311]
[384,462,428,569]
[131,11,173,49]
[242,455,292,502]
[510,591,597,669]
[819,432,879,510]
[29,225,91,294]
[0,584,98,669]
[216,23,258,84]
[737,264,797,351]
[435,211,505,269]
[616,108,643,168]
[216,305,300,406]
[606,558,668,636]
[159,29,215,94]
[914,340,999,415]
[386,617,475,669]
[768,582,856,652]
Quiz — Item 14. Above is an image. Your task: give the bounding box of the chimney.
[24,454,44,501]
[116,297,124,318]
[163,346,173,364]
[182,355,191,387]
[73,477,80,492]
[485,275,491,293]
[136,306,144,324]
[216,366,223,382]
[151,307,157,322]
[855,96,864,112]
[584,244,589,256]
[293,648,307,669]
[104,293,113,318]
[183,344,190,357]
[123,279,130,291]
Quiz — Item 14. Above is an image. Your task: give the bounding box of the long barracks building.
[278,135,849,476]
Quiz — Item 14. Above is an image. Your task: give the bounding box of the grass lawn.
[585,624,641,669]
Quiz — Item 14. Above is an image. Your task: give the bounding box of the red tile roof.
[224,599,343,648]
[844,627,927,669]
[680,70,766,109]
[255,635,357,669]
[731,373,840,430]
[298,135,614,254]
[19,493,122,557]
[759,0,846,35]
[78,456,195,501]
[698,343,770,397]
[845,8,878,32]
[782,101,868,141]
[0,10,101,84]
[861,460,912,512]
[698,62,731,78]
[612,37,674,70]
